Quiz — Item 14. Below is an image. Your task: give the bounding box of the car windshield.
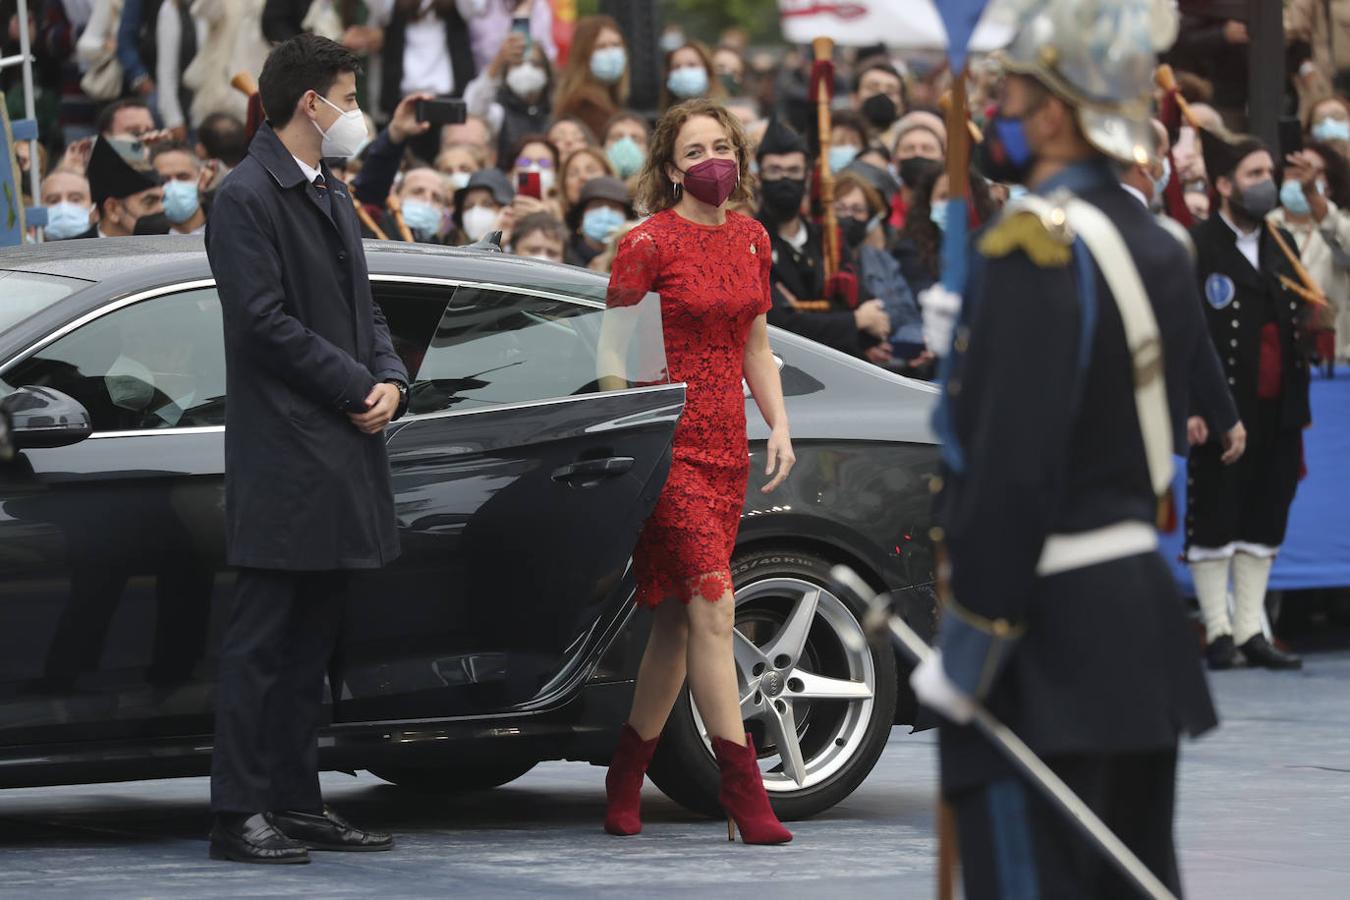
[0,270,82,333]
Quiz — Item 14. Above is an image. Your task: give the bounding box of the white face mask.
[461,205,498,242]
[448,171,472,191]
[312,94,368,159]
[505,62,548,98]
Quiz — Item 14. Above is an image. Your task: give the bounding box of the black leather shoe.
[209,813,309,864]
[270,806,394,852]
[1240,635,1303,670]
[1205,635,1237,670]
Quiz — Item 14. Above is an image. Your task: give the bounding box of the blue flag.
[936,0,992,71]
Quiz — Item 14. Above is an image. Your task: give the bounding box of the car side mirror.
[0,386,93,450]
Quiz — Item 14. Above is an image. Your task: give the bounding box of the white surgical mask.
[461,205,498,242]
[505,62,548,98]
[448,171,471,191]
[312,94,368,159]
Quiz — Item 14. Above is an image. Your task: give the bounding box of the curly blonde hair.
[634,98,756,215]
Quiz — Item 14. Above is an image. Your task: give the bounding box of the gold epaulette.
[978,208,1073,268]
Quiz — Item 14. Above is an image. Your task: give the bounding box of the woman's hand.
[762,425,795,493]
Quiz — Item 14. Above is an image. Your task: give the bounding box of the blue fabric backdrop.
[1160,367,1350,592]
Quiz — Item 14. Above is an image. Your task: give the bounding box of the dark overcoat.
[205,123,408,571]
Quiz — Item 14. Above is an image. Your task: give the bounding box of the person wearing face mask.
[915,2,1223,893]
[463,30,554,168]
[510,210,567,262]
[661,42,725,110]
[553,15,629,140]
[851,59,906,148]
[892,163,995,299]
[564,175,631,267]
[435,141,484,190]
[1184,127,1312,672]
[827,110,869,174]
[601,98,794,846]
[368,167,454,243]
[40,170,98,241]
[150,142,208,235]
[603,112,650,181]
[202,34,407,865]
[1269,141,1350,364]
[85,136,168,238]
[1306,96,1350,160]
[754,119,890,359]
[833,171,923,369]
[453,166,514,244]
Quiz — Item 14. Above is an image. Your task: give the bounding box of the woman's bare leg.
[625,598,690,740]
[685,573,746,746]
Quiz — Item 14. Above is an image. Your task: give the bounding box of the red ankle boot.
[604,723,659,835]
[712,734,793,845]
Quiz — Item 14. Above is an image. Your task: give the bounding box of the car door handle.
[551,456,635,484]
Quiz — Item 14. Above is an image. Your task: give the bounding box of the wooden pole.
[350,193,389,241]
[812,36,839,282]
[386,193,415,242]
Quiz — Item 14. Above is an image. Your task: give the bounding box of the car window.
[408,286,666,414]
[0,270,84,333]
[369,281,452,382]
[2,288,226,432]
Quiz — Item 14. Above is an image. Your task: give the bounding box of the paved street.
[1,647,1347,899]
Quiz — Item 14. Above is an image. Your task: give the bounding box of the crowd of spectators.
[5,1,1350,371]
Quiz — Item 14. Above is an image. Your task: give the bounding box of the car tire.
[369,758,537,793]
[646,548,898,821]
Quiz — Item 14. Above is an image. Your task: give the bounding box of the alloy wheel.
[691,577,876,791]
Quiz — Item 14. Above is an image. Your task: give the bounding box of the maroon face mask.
[679,157,739,207]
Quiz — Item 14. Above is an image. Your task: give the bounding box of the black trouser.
[949,749,1181,900]
[210,568,346,814]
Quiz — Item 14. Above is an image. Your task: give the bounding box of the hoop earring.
[672,181,681,199]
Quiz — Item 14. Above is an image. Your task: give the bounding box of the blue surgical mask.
[590,47,627,84]
[1152,156,1172,203]
[929,199,948,233]
[607,136,645,178]
[44,201,93,240]
[1312,118,1350,143]
[828,145,859,173]
[402,198,444,239]
[162,179,200,225]
[581,205,625,244]
[667,66,709,99]
[1280,178,1314,216]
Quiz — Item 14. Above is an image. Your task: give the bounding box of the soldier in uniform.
[755,119,893,359]
[1185,128,1312,670]
[911,1,1218,895]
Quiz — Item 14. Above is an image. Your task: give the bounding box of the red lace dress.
[607,208,773,607]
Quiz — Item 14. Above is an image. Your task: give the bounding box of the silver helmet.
[987,0,1179,166]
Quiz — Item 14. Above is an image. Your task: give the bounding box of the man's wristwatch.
[385,379,409,419]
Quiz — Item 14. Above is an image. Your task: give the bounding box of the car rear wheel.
[369,758,537,793]
[647,548,898,820]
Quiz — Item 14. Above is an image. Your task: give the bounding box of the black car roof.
[0,235,610,301]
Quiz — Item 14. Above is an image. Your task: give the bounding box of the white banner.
[776,0,1011,51]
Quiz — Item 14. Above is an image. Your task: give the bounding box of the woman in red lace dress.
[601,99,795,845]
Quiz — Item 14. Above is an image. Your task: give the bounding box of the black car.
[0,237,940,821]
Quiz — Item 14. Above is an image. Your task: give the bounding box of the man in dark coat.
[204,33,408,864]
[1185,128,1312,671]
[912,2,1216,893]
[755,119,891,359]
